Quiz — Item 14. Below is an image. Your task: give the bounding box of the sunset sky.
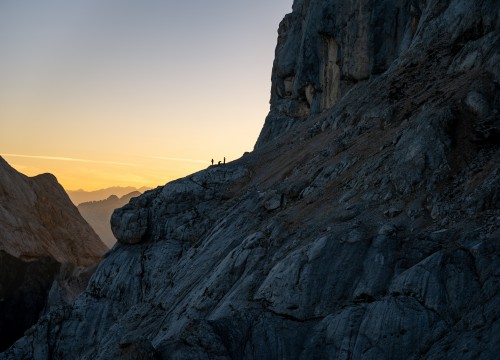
[0,0,291,191]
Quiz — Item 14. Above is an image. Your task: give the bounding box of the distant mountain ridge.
[78,191,143,248]
[67,186,152,205]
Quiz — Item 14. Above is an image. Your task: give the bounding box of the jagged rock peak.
[256,0,499,147]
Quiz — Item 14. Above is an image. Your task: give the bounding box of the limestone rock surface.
[2,0,499,359]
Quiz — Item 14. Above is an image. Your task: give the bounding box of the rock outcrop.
[0,157,107,351]
[78,192,142,248]
[2,0,499,359]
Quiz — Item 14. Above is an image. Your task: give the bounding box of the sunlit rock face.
[2,0,499,359]
[255,0,500,147]
[0,157,107,266]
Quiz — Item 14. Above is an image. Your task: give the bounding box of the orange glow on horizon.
[0,1,292,191]
[1,152,226,191]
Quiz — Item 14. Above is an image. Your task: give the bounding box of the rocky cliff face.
[67,186,151,206]
[256,0,499,147]
[2,0,499,359]
[0,251,60,351]
[0,157,107,351]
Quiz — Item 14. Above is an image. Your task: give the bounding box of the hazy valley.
[67,186,151,206]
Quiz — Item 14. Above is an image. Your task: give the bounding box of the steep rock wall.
[256,0,499,147]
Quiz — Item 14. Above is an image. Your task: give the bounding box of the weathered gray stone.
[111,205,149,245]
[263,194,281,211]
[2,0,499,359]
[378,224,398,236]
[256,0,428,147]
[384,206,403,218]
[464,91,491,117]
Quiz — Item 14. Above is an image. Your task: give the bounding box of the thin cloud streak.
[146,156,208,164]
[2,153,138,166]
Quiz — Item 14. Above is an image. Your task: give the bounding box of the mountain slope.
[78,192,142,248]
[2,1,499,359]
[0,157,107,266]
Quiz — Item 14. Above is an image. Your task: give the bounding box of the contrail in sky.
[146,156,208,164]
[1,153,138,166]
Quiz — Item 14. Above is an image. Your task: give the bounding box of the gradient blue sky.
[0,0,292,190]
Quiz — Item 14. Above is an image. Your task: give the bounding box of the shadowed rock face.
[2,0,499,359]
[0,251,60,352]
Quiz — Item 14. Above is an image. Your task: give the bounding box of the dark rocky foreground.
[0,157,107,266]
[2,0,499,359]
